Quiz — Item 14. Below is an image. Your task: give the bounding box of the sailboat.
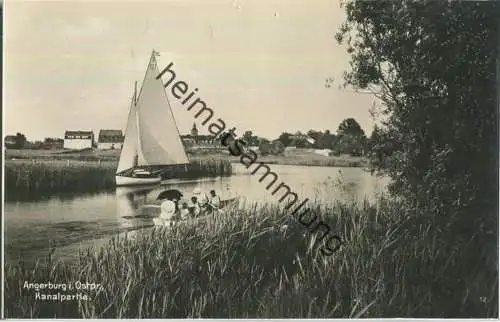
[115,51,189,186]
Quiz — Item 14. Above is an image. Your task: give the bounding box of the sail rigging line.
[154,54,190,166]
[133,52,159,167]
[134,101,147,166]
[116,84,140,175]
[132,80,139,168]
[139,51,189,165]
[134,80,138,105]
[134,55,153,112]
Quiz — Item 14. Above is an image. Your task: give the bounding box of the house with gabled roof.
[63,130,94,150]
[97,129,124,150]
[4,135,17,149]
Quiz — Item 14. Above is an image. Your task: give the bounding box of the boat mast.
[133,80,139,168]
[134,79,144,168]
[116,82,140,175]
[134,80,138,105]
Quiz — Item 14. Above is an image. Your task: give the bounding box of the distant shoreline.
[5,148,369,168]
[4,150,233,201]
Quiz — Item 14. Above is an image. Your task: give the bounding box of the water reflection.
[5,165,390,264]
[116,185,157,229]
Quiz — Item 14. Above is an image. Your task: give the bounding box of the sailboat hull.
[115,175,161,186]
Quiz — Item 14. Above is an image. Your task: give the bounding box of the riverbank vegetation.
[5,197,497,318]
[189,148,368,168]
[334,0,499,317]
[5,148,368,168]
[4,159,232,200]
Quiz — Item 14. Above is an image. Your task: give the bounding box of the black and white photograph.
[2,0,499,318]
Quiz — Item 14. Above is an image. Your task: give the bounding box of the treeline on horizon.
[233,117,373,157]
[5,116,375,158]
[3,134,63,150]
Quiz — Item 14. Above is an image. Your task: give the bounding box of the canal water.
[5,164,390,265]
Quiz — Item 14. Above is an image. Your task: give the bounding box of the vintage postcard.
[2,0,498,319]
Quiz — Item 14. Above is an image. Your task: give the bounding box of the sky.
[4,0,377,141]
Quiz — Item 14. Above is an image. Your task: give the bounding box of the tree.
[337,0,498,214]
[15,132,26,149]
[242,130,259,146]
[338,2,498,305]
[307,130,322,148]
[366,125,381,156]
[242,130,252,141]
[271,140,285,155]
[258,139,271,156]
[337,118,365,137]
[277,132,292,147]
[319,130,337,150]
[337,1,498,315]
[306,130,336,149]
[335,119,366,155]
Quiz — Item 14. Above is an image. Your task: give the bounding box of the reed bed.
[4,198,497,318]
[6,149,120,162]
[5,159,232,200]
[258,151,368,168]
[5,160,116,199]
[191,151,368,168]
[6,148,367,168]
[258,157,366,167]
[159,159,232,180]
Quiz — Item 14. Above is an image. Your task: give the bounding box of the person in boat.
[160,200,177,223]
[189,196,201,218]
[172,197,179,211]
[193,188,209,211]
[144,198,177,225]
[180,202,190,220]
[171,198,181,220]
[207,189,221,213]
[156,189,183,202]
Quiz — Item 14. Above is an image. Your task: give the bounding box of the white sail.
[135,54,189,166]
[116,90,139,174]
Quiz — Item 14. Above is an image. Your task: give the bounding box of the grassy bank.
[6,148,369,168]
[190,149,368,168]
[4,198,497,318]
[5,159,232,200]
[5,148,121,162]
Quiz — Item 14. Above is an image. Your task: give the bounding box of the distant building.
[314,149,333,156]
[97,129,124,150]
[181,122,222,149]
[4,135,17,149]
[191,122,199,138]
[248,146,259,152]
[181,134,222,149]
[26,141,44,149]
[43,138,64,149]
[63,131,94,150]
[289,133,315,148]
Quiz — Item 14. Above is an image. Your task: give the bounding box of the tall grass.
[159,159,232,180]
[5,160,116,199]
[4,198,497,318]
[5,159,232,200]
[191,151,369,168]
[256,157,366,167]
[6,148,367,168]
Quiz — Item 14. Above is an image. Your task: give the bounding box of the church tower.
[191,123,198,143]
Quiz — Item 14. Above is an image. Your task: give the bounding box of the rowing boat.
[151,197,238,227]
